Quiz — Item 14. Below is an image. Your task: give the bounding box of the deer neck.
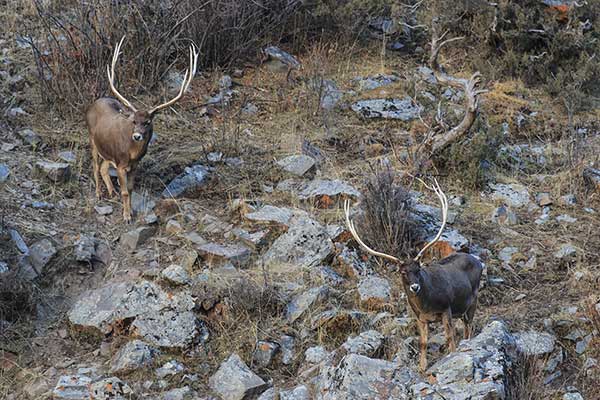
[403,269,435,316]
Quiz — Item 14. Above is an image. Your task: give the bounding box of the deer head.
[344,177,449,286]
[106,36,199,142]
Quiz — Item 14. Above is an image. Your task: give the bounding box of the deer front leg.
[127,165,136,192]
[417,320,429,372]
[91,144,102,199]
[442,308,457,352]
[116,167,132,223]
[100,160,116,198]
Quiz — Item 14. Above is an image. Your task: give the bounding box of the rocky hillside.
[1,4,600,400]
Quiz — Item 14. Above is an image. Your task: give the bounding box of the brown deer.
[87,36,199,222]
[344,178,483,371]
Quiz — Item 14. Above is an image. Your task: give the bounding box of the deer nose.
[132,133,143,141]
[410,283,421,293]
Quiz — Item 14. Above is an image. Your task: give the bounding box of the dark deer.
[344,178,483,371]
[87,36,199,222]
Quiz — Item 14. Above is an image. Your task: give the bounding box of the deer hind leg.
[116,167,132,223]
[91,143,102,199]
[442,308,457,353]
[463,295,478,340]
[417,320,429,372]
[100,160,116,198]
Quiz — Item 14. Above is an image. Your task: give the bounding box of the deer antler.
[426,20,488,155]
[343,199,400,263]
[107,36,137,112]
[148,43,199,115]
[413,177,448,262]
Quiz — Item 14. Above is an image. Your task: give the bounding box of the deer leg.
[91,144,102,199]
[463,295,478,340]
[127,166,136,192]
[417,320,429,372]
[116,167,132,223]
[442,309,457,352]
[100,160,116,198]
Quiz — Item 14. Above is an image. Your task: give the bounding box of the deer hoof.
[123,212,132,223]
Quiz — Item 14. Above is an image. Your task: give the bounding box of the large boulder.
[209,353,267,400]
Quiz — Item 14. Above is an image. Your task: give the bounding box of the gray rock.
[161,264,191,285]
[74,235,95,263]
[575,335,592,354]
[132,310,200,348]
[498,247,519,265]
[417,66,437,84]
[514,331,555,356]
[489,183,531,207]
[369,17,397,34]
[305,346,330,364]
[196,242,251,267]
[263,46,300,68]
[68,280,194,336]
[563,393,584,400]
[277,155,316,177]
[131,191,156,215]
[231,228,269,250]
[252,340,280,368]
[156,360,185,378]
[556,214,577,223]
[355,74,398,91]
[559,194,577,206]
[52,374,92,399]
[121,226,155,251]
[90,377,133,399]
[342,330,384,357]
[162,164,211,198]
[491,205,518,225]
[304,178,359,202]
[245,205,296,227]
[280,385,310,400]
[110,340,159,374]
[0,262,8,274]
[583,167,600,192]
[351,97,422,120]
[209,353,267,400]
[242,102,258,115]
[358,276,391,310]
[9,229,29,254]
[18,129,42,147]
[280,335,295,365]
[58,151,77,163]
[35,160,71,182]
[263,216,333,272]
[315,79,344,110]
[162,386,194,400]
[317,354,414,399]
[536,192,552,206]
[0,164,9,182]
[29,238,56,272]
[94,204,113,215]
[555,244,577,259]
[286,286,329,323]
[257,388,278,400]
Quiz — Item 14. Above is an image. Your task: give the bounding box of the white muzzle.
[409,283,421,294]
[132,132,143,141]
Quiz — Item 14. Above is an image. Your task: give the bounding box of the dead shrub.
[0,270,37,325]
[356,167,422,260]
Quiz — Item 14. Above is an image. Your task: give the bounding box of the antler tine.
[106,36,137,112]
[344,200,400,263]
[149,43,200,115]
[414,177,448,262]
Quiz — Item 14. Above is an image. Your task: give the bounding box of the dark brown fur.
[401,253,483,371]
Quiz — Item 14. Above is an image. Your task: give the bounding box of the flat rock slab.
[342,330,384,357]
[351,97,422,120]
[35,160,71,182]
[110,340,159,374]
[277,154,316,177]
[514,331,556,356]
[132,310,199,348]
[277,179,360,206]
[209,353,267,400]
[162,164,211,198]
[489,183,531,208]
[358,276,391,310]
[196,242,251,267]
[354,74,398,91]
[286,285,330,323]
[264,46,300,68]
[317,354,415,399]
[262,216,333,272]
[68,280,196,348]
[245,205,297,227]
